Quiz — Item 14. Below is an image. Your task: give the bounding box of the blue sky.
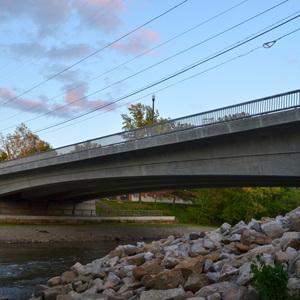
[0,0,299,148]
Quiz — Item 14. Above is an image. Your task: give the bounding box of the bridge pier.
[0,199,96,216]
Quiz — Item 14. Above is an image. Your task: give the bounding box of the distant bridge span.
[0,89,300,207]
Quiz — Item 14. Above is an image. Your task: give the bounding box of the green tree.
[0,123,52,159]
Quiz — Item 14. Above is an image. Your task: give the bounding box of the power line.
[39,46,262,136]
[0,0,249,123]
[0,0,188,108]
[1,0,289,126]
[31,22,300,134]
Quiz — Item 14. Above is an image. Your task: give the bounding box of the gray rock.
[106,272,120,286]
[195,282,236,298]
[220,223,231,234]
[207,293,221,300]
[280,232,300,251]
[44,285,64,300]
[190,233,201,240]
[288,251,300,273]
[71,262,85,276]
[206,272,220,284]
[250,222,263,233]
[236,262,253,286]
[140,287,185,300]
[261,221,284,239]
[204,259,213,272]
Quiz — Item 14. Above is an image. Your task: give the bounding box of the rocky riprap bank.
[29,207,300,300]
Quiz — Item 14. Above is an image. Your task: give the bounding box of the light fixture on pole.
[152,94,155,125]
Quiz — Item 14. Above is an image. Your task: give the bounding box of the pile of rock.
[29,207,300,300]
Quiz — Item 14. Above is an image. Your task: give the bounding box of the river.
[0,241,133,300]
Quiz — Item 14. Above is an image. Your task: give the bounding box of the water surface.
[0,241,131,300]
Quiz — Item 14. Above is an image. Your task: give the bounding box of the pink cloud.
[112,28,162,55]
[0,85,118,121]
[286,57,298,64]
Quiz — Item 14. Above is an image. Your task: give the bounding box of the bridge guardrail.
[1,88,300,169]
[97,210,163,217]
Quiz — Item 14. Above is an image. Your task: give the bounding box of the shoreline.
[0,223,216,243]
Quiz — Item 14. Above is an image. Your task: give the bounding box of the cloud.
[0,0,71,37]
[0,85,118,120]
[0,0,127,38]
[75,0,126,33]
[286,57,297,64]
[112,28,161,55]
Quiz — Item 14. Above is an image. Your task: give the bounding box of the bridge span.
[0,89,300,211]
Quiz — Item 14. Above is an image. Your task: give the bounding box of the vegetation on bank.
[97,187,300,226]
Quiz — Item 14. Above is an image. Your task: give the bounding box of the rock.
[288,251,300,273]
[288,277,300,296]
[109,248,124,259]
[127,253,145,266]
[207,293,221,300]
[184,273,211,293]
[140,287,185,300]
[250,222,263,233]
[174,291,195,300]
[289,220,300,232]
[240,232,272,246]
[61,271,76,285]
[245,244,275,261]
[124,246,139,256]
[103,282,114,289]
[274,251,295,263]
[261,221,284,239]
[205,232,222,243]
[44,285,64,300]
[234,244,249,252]
[204,259,213,272]
[190,233,201,240]
[222,286,246,300]
[175,258,205,279]
[107,272,120,286]
[280,232,300,251]
[71,262,85,276]
[220,223,231,234]
[191,244,208,255]
[132,263,164,280]
[145,268,184,290]
[144,251,154,261]
[236,262,253,286]
[195,282,236,298]
[47,276,61,287]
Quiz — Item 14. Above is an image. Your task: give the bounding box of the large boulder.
[261,221,284,239]
[240,232,272,246]
[145,268,184,290]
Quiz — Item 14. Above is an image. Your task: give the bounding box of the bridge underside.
[1,108,300,208]
[1,175,299,204]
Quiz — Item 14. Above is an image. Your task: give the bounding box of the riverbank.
[0,223,215,243]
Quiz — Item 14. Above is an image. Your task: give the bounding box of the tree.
[121,103,193,140]
[0,123,52,159]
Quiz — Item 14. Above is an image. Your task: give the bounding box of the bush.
[250,254,299,300]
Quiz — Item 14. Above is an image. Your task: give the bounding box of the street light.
[152,94,155,125]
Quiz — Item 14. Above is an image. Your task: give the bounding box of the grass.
[96,199,205,224]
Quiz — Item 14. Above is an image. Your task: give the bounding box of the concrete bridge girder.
[0,109,300,204]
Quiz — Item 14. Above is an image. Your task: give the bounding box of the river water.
[0,241,132,300]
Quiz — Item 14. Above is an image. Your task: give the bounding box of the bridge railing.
[1,88,300,169]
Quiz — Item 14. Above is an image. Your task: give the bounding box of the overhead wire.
[30,19,300,134]
[0,0,250,123]
[0,0,189,108]
[0,0,290,126]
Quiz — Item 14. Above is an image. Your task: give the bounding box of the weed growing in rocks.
[251,253,299,300]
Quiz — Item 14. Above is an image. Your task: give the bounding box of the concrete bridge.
[0,89,300,213]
